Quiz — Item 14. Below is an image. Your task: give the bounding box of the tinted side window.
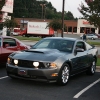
[76,42,86,50]
[3,38,17,47]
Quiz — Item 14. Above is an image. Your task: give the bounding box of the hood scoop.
[25,49,59,54]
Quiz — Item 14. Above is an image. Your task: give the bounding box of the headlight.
[14,59,18,65]
[7,58,11,64]
[50,63,57,68]
[46,62,57,68]
[33,62,39,67]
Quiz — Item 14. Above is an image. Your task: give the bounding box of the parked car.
[6,37,98,86]
[94,33,100,38]
[80,34,98,40]
[0,30,2,35]
[10,32,19,36]
[0,36,29,65]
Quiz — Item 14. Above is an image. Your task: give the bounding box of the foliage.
[47,19,62,31]
[87,41,100,46]
[0,0,5,21]
[78,0,100,28]
[13,36,41,41]
[3,17,18,29]
[97,57,100,66]
[5,0,76,20]
[0,0,5,10]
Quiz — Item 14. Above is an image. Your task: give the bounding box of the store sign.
[1,0,14,13]
[20,20,28,23]
[83,21,90,24]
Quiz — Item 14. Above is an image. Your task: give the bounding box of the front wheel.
[91,37,94,40]
[57,64,70,86]
[86,59,96,75]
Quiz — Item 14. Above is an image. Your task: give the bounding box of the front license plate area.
[18,69,27,76]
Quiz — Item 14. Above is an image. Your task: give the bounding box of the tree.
[64,11,74,20]
[47,19,67,36]
[0,0,5,21]
[78,0,100,28]
[0,0,5,11]
[3,17,18,30]
[11,0,75,20]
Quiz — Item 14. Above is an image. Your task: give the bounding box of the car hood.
[11,49,70,62]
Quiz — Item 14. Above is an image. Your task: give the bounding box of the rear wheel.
[57,64,70,86]
[86,59,96,75]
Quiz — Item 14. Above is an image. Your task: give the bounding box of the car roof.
[43,37,81,41]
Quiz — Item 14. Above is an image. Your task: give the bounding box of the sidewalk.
[96,66,100,69]
[96,66,100,72]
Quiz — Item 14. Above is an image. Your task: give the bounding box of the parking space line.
[0,76,8,80]
[73,78,100,98]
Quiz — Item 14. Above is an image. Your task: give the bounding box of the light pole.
[40,4,45,19]
[61,0,65,37]
[36,0,45,19]
[44,6,46,20]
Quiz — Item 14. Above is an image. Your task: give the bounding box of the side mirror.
[74,48,84,55]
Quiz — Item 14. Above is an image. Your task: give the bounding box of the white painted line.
[73,78,100,98]
[0,76,8,80]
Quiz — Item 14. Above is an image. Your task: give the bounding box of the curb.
[96,66,100,69]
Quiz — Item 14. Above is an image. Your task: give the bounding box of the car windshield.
[31,39,74,53]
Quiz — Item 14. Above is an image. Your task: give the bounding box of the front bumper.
[6,63,59,83]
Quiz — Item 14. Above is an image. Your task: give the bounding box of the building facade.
[14,18,100,34]
[77,19,99,34]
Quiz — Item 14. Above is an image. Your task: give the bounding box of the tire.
[57,64,70,86]
[86,59,96,75]
[91,37,94,40]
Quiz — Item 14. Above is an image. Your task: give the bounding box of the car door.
[72,41,89,71]
[1,38,19,63]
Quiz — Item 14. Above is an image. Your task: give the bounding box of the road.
[0,65,100,100]
[0,35,100,100]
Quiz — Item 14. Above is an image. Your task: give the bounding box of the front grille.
[11,59,45,68]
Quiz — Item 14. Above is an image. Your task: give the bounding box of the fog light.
[51,73,58,76]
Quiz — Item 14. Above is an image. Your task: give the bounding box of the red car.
[0,36,29,65]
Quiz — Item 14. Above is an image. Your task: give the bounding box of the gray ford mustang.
[6,37,98,86]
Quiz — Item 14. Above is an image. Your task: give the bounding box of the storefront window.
[73,27,77,32]
[91,28,95,33]
[68,27,72,32]
[80,27,85,33]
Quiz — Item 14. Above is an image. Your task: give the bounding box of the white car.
[80,34,98,40]
[10,32,19,36]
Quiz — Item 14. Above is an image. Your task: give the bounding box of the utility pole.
[22,16,24,28]
[61,0,65,37]
[40,4,45,19]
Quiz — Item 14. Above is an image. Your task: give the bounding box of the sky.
[46,0,86,18]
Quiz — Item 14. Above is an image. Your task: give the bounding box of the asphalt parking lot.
[0,34,100,100]
[0,65,100,100]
